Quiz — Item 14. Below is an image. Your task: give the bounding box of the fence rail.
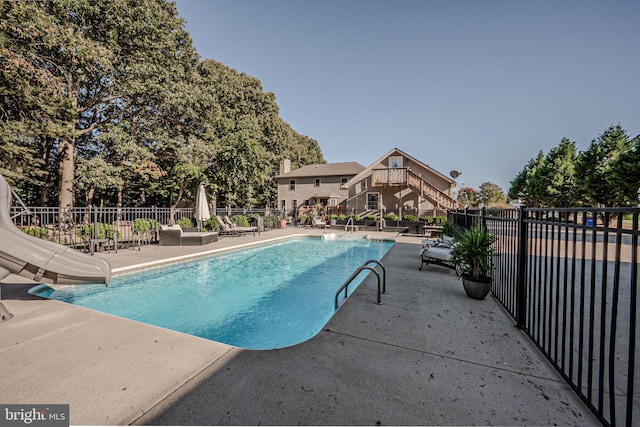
[9,205,284,250]
[450,207,639,427]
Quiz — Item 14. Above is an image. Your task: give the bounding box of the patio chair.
[215,216,257,237]
[419,239,456,271]
[223,216,258,236]
[312,216,328,228]
[215,216,239,236]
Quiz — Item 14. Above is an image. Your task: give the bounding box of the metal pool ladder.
[334,259,386,309]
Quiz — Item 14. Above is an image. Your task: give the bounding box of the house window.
[341,177,348,186]
[315,178,321,187]
[293,200,298,210]
[281,200,286,210]
[389,156,403,168]
[289,180,296,191]
[367,193,379,211]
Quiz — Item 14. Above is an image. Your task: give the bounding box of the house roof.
[276,162,365,179]
[342,148,454,188]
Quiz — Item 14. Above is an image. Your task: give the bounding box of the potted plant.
[450,225,497,300]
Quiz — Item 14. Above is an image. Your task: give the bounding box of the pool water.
[37,237,393,349]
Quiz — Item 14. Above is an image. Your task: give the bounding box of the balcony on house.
[372,168,409,187]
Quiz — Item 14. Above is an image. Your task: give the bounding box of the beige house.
[275,159,365,216]
[276,149,462,218]
[342,148,462,217]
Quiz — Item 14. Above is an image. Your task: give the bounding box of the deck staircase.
[406,170,463,211]
[372,168,462,211]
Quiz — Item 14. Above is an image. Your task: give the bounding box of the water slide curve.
[0,174,111,285]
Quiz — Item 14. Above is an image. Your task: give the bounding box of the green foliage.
[79,223,119,240]
[477,182,506,207]
[326,214,338,220]
[0,1,324,209]
[433,216,447,226]
[402,214,417,221]
[457,187,477,207]
[133,218,157,233]
[298,214,309,225]
[263,215,279,229]
[383,213,398,221]
[577,124,637,208]
[509,124,639,209]
[348,214,361,221]
[176,217,193,229]
[364,214,379,221]
[419,215,433,223]
[203,216,220,231]
[229,214,250,227]
[451,226,497,281]
[442,219,460,238]
[537,138,578,207]
[21,226,48,239]
[337,214,347,221]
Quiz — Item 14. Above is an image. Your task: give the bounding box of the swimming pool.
[34,237,393,350]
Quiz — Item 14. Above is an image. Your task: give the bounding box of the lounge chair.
[312,216,328,228]
[419,239,456,270]
[159,224,218,246]
[216,216,257,236]
[224,216,258,235]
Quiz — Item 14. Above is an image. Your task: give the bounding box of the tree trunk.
[170,178,185,209]
[58,135,75,212]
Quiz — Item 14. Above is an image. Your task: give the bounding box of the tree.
[476,182,506,207]
[607,133,640,207]
[1,0,198,210]
[522,151,547,207]
[1,1,325,210]
[457,187,477,207]
[576,124,634,208]
[537,138,578,207]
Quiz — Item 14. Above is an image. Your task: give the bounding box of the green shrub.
[364,214,379,221]
[326,214,338,220]
[230,214,250,227]
[79,223,119,239]
[419,215,433,224]
[348,214,361,221]
[263,216,279,228]
[21,226,48,239]
[402,214,417,221]
[176,217,193,229]
[337,214,347,221]
[383,213,398,221]
[433,216,447,226]
[203,216,220,231]
[298,214,309,225]
[133,218,157,233]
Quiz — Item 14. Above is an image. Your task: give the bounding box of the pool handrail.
[334,259,386,309]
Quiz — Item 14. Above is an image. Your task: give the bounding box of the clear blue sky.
[174,0,639,194]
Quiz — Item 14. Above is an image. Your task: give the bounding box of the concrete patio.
[0,227,600,425]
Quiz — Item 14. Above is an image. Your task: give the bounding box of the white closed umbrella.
[194,183,211,230]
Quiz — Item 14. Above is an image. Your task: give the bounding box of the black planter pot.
[461,275,492,300]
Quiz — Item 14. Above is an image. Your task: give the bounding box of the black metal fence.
[450,207,639,427]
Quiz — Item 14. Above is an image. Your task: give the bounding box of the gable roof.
[342,148,454,188]
[276,162,365,179]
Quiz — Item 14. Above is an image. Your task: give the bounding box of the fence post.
[480,206,486,230]
[515,206,528,329]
